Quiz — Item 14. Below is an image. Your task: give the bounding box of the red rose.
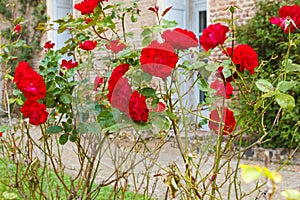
[14,24,22,34]
[200,23,229,51]
[94,75,104,91]
[79,40,97,50]
[61,59,79,70]
[105,39,126,54]
[0,132,2,137]
[140,40,178,79]
[110,78,132,113]
[128,91,149,122]
[209,107,236,135]
[270,5,300,33]
[20,100,49,125]
[150,102,166,112]
[107,63,130,101]
[210,79,234,99]
[232,44,259,74]
[13,61,35,86]
[85,17,93,24]
[162,28,198,50]
[14,61,46,101]
[44,41,55,50]
[74,0,100,15]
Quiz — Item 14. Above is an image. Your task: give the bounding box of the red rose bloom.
[61,59,79,70]
[128,91,149,122]
[79,40,97,50]
[162,28,198,50]
[232,44,259,74]
[140,40,178,79]
[74,0,100,15]
[94,75,104,91]
[209,107,236,135]
[110,78,132,113]
[270,5,300,33]
[200,23,229,51]
[20,100,49,125]
[13,61,35,86]
[107,63,130,101]
[85,17,93,24]
[14,61,46,101]
[151,102,166,112]
[14,24,22,34]
[44,41,55,50]
[210,79,234,99]
[105,39,126,54]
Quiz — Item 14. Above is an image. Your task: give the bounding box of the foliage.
[236,0,300,148]
[0,0,47,66]
[0,0,299,199]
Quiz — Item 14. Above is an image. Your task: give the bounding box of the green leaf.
[240,165,262,183]
[46,126,63,134]
[140,87,156,97]
[262,167,282,183]
[2,191,18,199]
[97,16,115,29]
[161,19,178,28]
[0,126,11,132]
[262,91,278,98]
[275,93,295,110]
[255,79,274,92]
[277,81,297,92]
[281,189,300,200]
[142,36,152,47]
[59,134,69,145]
[197,78,209,92]
[141,27,152,37]
[60,93,72,104]
[285,62,300,72]
[152,115,170,130]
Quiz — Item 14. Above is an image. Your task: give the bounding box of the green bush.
[236,0,300,148]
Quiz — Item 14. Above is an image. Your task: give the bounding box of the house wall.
[208,0,256,61]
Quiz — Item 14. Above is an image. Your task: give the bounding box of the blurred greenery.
[236,0,300,148]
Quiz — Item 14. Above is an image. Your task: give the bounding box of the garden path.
[27,126,300,200]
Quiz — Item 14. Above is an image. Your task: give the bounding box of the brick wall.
[208,0,256,62]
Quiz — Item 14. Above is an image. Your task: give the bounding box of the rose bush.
[0,0,299,199]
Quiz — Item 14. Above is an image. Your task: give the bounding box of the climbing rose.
[79,40,97,50]
[105,39,126,54]
[13,61,46,101]
[20,100,48,125]
[210,79,234,99]
[14,24,22,34]
[110,78,132,113]
[162,28,198,50]
[74,0,106,15]
[200,23,229,51]
[44,41,55,50]
[107,63,130,101]
[140,40,178,79]
[209,107,236,135]
[270,5,300,33]
[128,91,149,122]
[232,44,259,74]
[61,59,78,70]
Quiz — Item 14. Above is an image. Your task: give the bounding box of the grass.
[0,158,154,200]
